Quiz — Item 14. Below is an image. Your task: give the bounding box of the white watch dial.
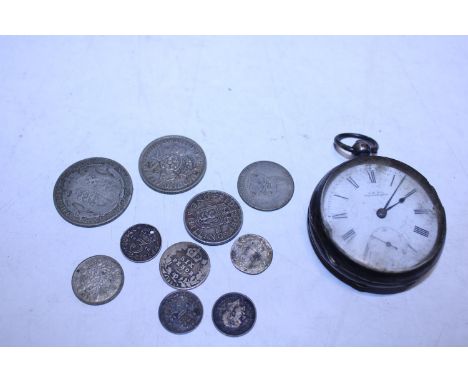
[321,162,440,273]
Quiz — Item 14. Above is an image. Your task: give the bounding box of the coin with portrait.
[54,157,133,227]
[212,292,256,337]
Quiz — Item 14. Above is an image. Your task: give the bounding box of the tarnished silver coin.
[237,160,294,211]
[158,291,203,334]
[53,157,133,227]
[159,242,210,290]
[212,292,256,337]
[139,135,207,194]
[120,224,162,263]
[71,255,124,305]
[184,190,243,246]
[231,234,273,275]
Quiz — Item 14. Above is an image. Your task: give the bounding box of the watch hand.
[384,175,406,209]
[370,234,398,250]
[407,243,417,253]
[377,175,406,218]
[385,188,417,211]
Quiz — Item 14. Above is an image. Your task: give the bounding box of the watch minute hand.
[383,175,406,209]
[376,175,407,219]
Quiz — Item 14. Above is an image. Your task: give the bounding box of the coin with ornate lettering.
[184,190,243,246]
[53,157,133,227]
[237,161,294,211]
[120,224,162,263]
[212,292,256,337]
[158,291,203,334]
[71,255,124,305]
[231,234,273,275]
[159,242,210,290]
[139,135,207,194]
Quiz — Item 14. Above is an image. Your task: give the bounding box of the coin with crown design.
[139,135,206,194]
[159,242,210,290]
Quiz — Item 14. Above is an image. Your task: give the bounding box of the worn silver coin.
[212,292,256,337]
[53,157,133,227]
[120,224,162,263]
[158,291,203,334]
[237,160,294,211]
[231,234,273,275]
[71,255,124,305]
[184,190,243,246]
[159,242,210,290]
[139,135,207,194]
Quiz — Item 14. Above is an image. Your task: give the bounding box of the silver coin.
[139,135,207,194]
[212,292,256,337]
[120,224,162,263]
[71,255,124,305]
[231,234,273,275]
[53,157,133,227]
[159,242,210,290]
[184,190,243,246]
[237,161,294,211]
[158,291,203,334]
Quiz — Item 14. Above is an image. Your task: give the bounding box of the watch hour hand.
[385,188,417,211]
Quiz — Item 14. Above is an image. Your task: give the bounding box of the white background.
[1,36,467,346]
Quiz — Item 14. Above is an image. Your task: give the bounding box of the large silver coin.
[159,242,210,290]
[212,292,256,337]
[184,190,243,246]
[53,157,133,227]
[158,291,203,334]
[230,234,273,275]
[139,135,207,194]
[71,255,124,305]
[237,161,294,211]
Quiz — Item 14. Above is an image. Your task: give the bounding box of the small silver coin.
[212,292,256,337]
[159,242,210,290]
[120,224,162,263]
[53,157,133,227]
[237,161,294,211]
[71,255,124,305]
[158,291,203,334]
[231,234,273,275]
[184,190,243,246]
[139,135,207,194]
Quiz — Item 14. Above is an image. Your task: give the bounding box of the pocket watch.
[308,133,446,294]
